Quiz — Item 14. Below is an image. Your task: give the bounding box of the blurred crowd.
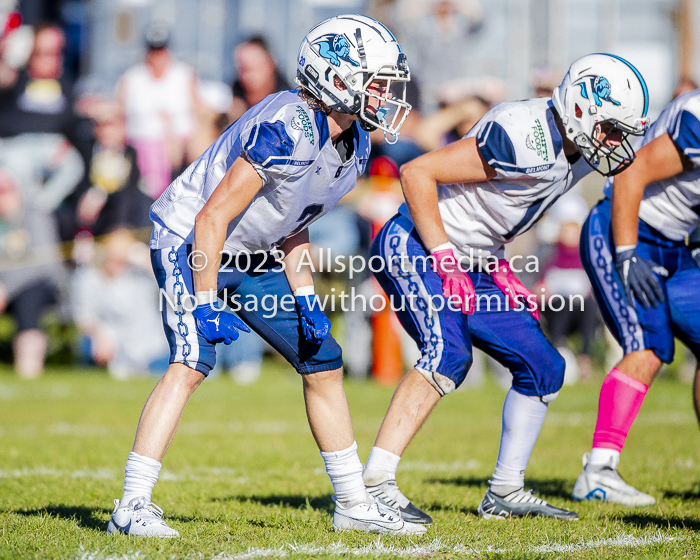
[0,1,695,384]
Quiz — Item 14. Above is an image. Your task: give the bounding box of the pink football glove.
[431,247,475,314]
[491,259,539,319]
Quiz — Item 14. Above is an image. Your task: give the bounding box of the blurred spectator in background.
[416,76,500,149]
[63,100,151,240]
[532,63,559,98]
[0,132,83,213]
[0,1,20,38]
[393,0,483,112]
[536,194,601,383]
[0,2,29,88]
[308,203,368,379]
[185,79,233,166]
[117,23,196,200]
[210,327,265,385]
[420,95,489,149]
[229,35,290,123]
[0,23,79,141]
[0,163,66,378]
[71,229,169,379]
[673,76,698,100]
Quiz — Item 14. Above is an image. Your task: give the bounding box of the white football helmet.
[295,14,411,142]
[552,53,650,176]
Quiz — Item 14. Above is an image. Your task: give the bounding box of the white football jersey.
[400,98,592,261]
[604,90,700,241]
[150,90,370,253]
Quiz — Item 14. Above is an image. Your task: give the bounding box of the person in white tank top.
[117,25,196,199]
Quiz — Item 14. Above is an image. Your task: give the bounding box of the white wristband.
[615,244,636,254]
[294,285,315,297]
[195,290,218,306]
[430,242,456,254]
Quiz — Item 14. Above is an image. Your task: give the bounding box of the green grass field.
[1,362,699,559]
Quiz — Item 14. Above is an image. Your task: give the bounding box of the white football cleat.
[332,495,427,535]
[572,453,656,506]
[107,497,180,538]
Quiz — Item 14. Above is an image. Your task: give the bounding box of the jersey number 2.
[274,204,324,247]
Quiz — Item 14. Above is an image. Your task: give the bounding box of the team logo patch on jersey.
[292,106,315,145]
[529,119,549,162]
[313,34,359,67]
[578,76,621,107]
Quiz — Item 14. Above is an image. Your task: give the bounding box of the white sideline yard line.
[0,460,484,481]
[215,533,681,558]
[312,460,481,476]
[1,410,697,439]
[0,420,310,438]
[70,532,681,559]
[0,466,248,483]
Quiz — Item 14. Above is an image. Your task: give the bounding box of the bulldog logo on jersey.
[313,34,359,67]
[578,76,621,107]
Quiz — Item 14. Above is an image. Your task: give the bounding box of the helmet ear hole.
[333,75,347,91]
[575,104,582,118]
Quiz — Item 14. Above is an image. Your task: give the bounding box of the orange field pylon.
[371,283,403,385]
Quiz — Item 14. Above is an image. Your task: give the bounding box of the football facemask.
[574,118,646,176]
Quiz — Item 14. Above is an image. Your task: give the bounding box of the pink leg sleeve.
[592,367,649,452]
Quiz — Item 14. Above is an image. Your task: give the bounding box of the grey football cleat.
[477,488,579,520]
[364,471,433,524]
[572,453,656,506]
[332,495,427,535]
[107,497,179,538]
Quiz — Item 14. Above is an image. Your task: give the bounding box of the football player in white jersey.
[106,15,424,538]
[574,89,700,506]
[364,54,649,521]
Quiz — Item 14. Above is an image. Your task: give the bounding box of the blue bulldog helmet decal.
[578,76,621,107]
[313,34,360,67]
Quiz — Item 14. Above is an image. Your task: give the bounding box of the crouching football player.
[574,88,700,506]
[363,54,649,521]
[106,14,424,537]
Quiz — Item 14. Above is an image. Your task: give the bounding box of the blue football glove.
[614,247,664,310]
[192,304,250,345]
[295,295,330,344]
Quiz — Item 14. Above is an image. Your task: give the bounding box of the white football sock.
[320,441,367,506]
[490,388,548,491]
[589,447,620,469]
[363,446,401,485]
[121,451,161,506]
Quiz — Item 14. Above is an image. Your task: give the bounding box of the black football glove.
[614,247,664,310]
